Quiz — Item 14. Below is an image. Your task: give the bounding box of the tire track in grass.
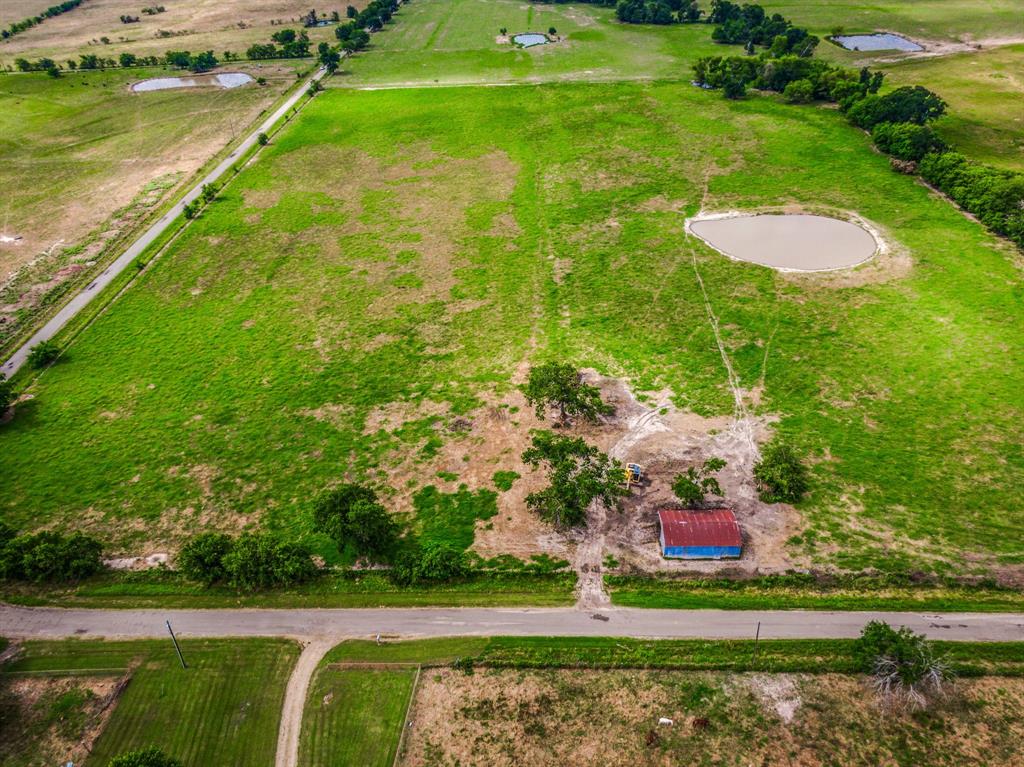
[422,0,455,51]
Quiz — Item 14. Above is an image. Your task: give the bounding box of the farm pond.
[513,33,549,48]
[687,213,878,271]
[132,72,255,92]
[832,33,923,52]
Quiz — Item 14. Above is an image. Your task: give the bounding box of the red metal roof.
[658,508,741,548]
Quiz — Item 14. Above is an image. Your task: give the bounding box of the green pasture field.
[1,638,299,766]
[2,75,1021,572]
[880,43,1024,171]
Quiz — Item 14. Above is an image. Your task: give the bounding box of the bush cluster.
[247,29,311,60]
[109,747,181,767]
[0,524,104,582]
[176,532,316,589]
[753,442,808,504]
[708,1,817,56]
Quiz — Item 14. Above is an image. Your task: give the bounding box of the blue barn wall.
[662,545,741,559]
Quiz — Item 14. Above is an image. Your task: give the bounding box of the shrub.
[856,621,949,709]
[109,747,182,767]
[671,457,727,507]
[753,442,808,503]
[871,121,945,161]
[176,532,233,585]
[783,78,814,104]
[391,541,470,585]
[0,530,103,582]
[0,374,14,414]
[722,75,747,100]
[417,542,469,581]
[27,340,61,369]
[221,533,316,590]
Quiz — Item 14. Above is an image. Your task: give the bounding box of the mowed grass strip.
[606,575,1024,612]
[1,571,576,608]
[317,636,1024,675]
[3,638,299,766]
[299,668,415,767]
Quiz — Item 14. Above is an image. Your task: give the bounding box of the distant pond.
[132,72,255,93]
[832,33,923,52]
[513,33,549,48]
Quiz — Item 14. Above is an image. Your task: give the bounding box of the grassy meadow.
[1,638,298,766]
[1,74,1022,571]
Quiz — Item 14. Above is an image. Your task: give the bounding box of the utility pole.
[753,621,761,664]
[166,620,187,669]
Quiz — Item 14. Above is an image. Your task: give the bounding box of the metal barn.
[657,508,742,559]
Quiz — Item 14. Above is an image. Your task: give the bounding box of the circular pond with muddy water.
[687,213,880,272]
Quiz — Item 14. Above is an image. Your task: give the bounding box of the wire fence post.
[753,621,761,665]
[166,620,187,669]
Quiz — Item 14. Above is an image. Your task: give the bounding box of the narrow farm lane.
[275,639,333,767]
[3,605,1023,642]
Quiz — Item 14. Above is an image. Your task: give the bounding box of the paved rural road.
[1,66,327,378]
[3,605,1023,641]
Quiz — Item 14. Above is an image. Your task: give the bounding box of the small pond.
[513,33,549,48]
[688,214,877,271]
[832,33,922,52]
[132,72,254,93]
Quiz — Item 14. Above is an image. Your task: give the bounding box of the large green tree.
[521,431,627,528]
[522,362,613,425]
[312,484,398,559]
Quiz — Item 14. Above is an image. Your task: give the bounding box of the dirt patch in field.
[0,671,128,767]
[400,669,1024,767]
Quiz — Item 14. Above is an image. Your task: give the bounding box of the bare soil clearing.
[400,669,1024,767]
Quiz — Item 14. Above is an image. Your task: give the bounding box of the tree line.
[2,0,87,40]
